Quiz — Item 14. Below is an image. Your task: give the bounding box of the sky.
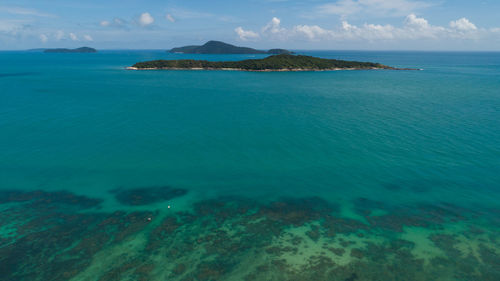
[1,0,500,50]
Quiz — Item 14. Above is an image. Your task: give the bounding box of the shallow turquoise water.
[0,51,499,280]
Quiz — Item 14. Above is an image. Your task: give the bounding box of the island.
[267,49,293,55]
[43,47,97,53]
[169,41,292,55]
[128,54,412,71]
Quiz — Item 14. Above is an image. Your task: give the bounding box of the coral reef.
[0,189,498,281]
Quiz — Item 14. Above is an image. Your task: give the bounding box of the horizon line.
[2,48,500,53]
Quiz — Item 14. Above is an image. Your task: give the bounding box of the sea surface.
[0,50,499,280]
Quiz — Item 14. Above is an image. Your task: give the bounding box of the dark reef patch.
[111,186,188,206]
[0,190,498,281]
[257,196,338,227]
[0,189,102,209]
[352,197,475,232]
[0,189,155,281]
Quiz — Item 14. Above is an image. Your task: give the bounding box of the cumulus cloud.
[450,18,477,31]
[333,21,396,40]
[39,34,48,43]
[166,14,176,23]
[83,34,93,41]
[318,0,434,18]
[138,12,154,26]
[263,17,286,35]
[361,23,396,39]
[293,25,331,40]
[235,27,259,41]
[405,13,429,29]
[238,15,487,43]
[69,32,78,41]
[402,14,445,39]
[261,17,289,40]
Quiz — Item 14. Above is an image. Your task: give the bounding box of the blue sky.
[1,0,500,50]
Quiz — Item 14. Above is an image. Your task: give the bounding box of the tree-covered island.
[129,54,414,71]
[169,40,292,54]
[43,47,97,53]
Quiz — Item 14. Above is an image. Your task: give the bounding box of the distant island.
[169,41,292,55]
[43,47,97,53]
[129,54,413,72]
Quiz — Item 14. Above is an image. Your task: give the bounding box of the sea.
[0,50,499,280]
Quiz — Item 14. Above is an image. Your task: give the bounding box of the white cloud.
[262,17,289,40]
[235,27,259,41]
[138,12,154,26]
[450,18,477,31]
[166,14,176,23]
[242,15,486,43]
[318,0,434,18]
[39,34,48,43]
[100,20,110,27]
[83,34,93,41]
[337,21,396,40]
[263,17,286,35]
[294,25,332,40]
[69,32,78,41]
[362,23,396,39]
[405,13,429,29]
[402,14,445,39]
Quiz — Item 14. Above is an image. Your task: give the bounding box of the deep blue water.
[0,50,499,280]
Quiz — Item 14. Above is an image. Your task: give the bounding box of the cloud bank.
[236,14,494,43]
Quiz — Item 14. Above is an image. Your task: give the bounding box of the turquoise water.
[0,51,499,280]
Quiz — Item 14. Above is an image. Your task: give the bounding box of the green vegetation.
[44,47,97,53]
[267,48,293,55]
[132,54,397,71]
[169,40,292,54]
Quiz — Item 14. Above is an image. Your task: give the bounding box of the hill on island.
[169,41,292,55]
[43,47,97,53]
[131,54,406,71]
